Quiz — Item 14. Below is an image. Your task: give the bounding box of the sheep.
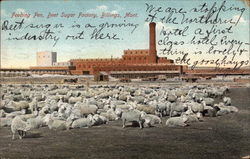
[213,89,225,98]
[100,109,119,121]
[56,89,69,95]
[186,115,200,123]
[19,113,37,121]
[169,102,187,117]
[11,116,31,139]
[42,113,61,126]
[166,115,188,127]
[48,100,59,112]
[38,105,51,116]
[227,106,239,113]
[216,105,238,116]
[27,116,43,129]
[29,97,38,114]
[8,101,29,111]
[0,110,6,118]
[223,97,231,106]
[92,114,108,125]
[121,110,144,129]
[192,93,205,102]
[156,102,171,117]
[136,104,156,115]
[68,97,82,104]
[58,104,72,120]
[37,101,46,110]
[167,94,177,102]
[0,100,6,109]
[203,97,215,106]
[118,94,128,101]
[74,102,98,117]
[174,89,188,97]
[216,107,231,116]
[48,119,71,130]
[0,117,13,127]
[141,112,162,127]
[71,115,95,128]
[131,96,145,104]
[68,106,83,121]
[115,104,131,110]
[114,107,122,117]
[67,90,80,97]
[12,95,24,102]
[33,94,46,102]
[5,109,26,118]
[190,102,204,114]
[181,112,201,123]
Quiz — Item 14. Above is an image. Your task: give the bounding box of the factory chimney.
[149,22,157,63]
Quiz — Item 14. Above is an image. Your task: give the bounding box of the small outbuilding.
[94,72,109,81]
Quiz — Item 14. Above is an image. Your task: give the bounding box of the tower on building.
[149,22,157,63]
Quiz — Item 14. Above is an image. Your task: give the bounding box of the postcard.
[0,0,250,159]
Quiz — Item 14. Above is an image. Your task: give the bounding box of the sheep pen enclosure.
[0,80,249,159]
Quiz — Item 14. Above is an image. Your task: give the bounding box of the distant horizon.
[1,64,249,69]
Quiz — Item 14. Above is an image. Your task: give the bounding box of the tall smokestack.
[149,22,157,63]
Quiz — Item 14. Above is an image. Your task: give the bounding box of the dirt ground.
[0,87,249,159]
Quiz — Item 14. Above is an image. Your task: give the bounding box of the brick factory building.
[69,22,187,77]
[30,22,187,78]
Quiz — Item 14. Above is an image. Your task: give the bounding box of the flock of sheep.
[0,83,238,140]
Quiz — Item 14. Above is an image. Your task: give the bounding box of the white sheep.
[5,109,26,118]
[215,103,239,116]
[166,115,188,127]
[121,110,143,129]
[11,116,31,139]
[92,114,108,125]
[0,117,13,127]
[202,97,215,106]
[167,94,177,102]
[100,108,119,121]
[8,101,29,111]
[75,102,98,117]
[71,115,95,128]
[58,104,72,120]
[190,102,204,114]
[223,97,231,106]
[156,102,171,117]
[0,110,6,118]
[29,97,38,114]
[68,97,82,104]
[48,119,71,130]
[27,116,43,129]
[136,104,156,115]
[169,102,187,117]
[141,112,162,127]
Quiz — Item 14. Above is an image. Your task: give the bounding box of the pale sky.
[1,0,249,68]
